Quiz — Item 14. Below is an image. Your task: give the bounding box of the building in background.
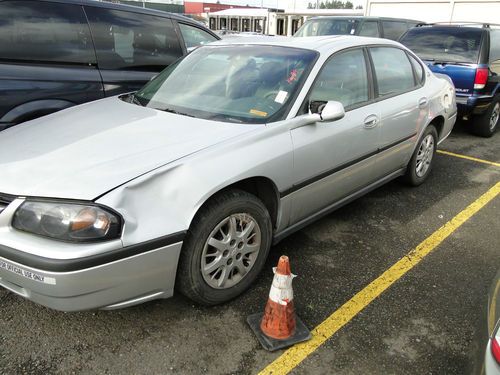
[208,8,363,35]
[184,1,257,14]
[364,0,500,24]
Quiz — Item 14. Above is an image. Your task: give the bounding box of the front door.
[288,48,381,224]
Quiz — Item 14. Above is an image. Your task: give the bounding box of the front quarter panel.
[97,123,295,247]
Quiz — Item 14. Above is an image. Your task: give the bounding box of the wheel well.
[202,177,280,230]
[429,115,445,138]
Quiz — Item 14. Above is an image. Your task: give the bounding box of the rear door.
[369,46,426,173]
[0,0,103,124]
[84,6,184,96]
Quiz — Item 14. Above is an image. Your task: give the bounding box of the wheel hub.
[201,213,261,289]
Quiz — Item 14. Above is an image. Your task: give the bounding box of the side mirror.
[288,101,345,130]
[318,101,345,122]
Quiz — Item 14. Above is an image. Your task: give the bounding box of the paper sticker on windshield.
[275,91,288,104]
[0,259,56,285]
[250,109,268,117]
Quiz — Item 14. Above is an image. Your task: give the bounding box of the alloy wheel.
[201,213,261,289]
[415,134,435,178]
[490,102,500,132]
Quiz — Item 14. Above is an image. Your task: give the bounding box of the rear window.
[294,18,359,37]
[399,27,483,63]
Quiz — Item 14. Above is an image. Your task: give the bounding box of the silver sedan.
[0,36,456,311]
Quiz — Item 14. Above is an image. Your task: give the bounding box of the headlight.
[12,201,122,242]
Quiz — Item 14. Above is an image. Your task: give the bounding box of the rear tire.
[176,189,272,305]
[403,125,438,186]
[471,97,499,138]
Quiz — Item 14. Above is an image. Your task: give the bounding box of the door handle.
[418,97,428,108]
[363,115,379,129]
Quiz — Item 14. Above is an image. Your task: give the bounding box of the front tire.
[176,189,272,305]
[471,97,499,138]
[403,125,438,186]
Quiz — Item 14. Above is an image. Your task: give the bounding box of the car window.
[359,21,380,38]
[294,18,359,37]
[84,7,183,71]
[490,30,500,75]
[408,53,424,85]
[309,49,369,109]
[370,47,415,96]
[134,45,317,124]
[399,27,483,63]
[178,23,217,50]
[0,1,94,64]
[382,21,408,40]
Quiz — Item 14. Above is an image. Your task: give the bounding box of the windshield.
[399,27,483,63]
[134,45,318,124]
[294,18,359,37]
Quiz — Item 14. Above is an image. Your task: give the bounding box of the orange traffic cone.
[247,256,311,351]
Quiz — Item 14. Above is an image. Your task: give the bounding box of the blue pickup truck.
[400,24,500,137]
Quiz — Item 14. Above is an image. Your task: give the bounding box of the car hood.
[0,97,259,200]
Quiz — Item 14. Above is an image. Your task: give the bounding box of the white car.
[0,36,456,311]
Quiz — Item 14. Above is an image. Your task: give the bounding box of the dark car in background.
[399,24,500,137]
[294,16,421,41]
[0,0,219,130]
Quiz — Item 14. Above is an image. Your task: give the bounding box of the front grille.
[0,193,15,214]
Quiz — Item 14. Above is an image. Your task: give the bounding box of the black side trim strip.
[280,132,416,198]
[273,168,406,244]
[0,231,186,273]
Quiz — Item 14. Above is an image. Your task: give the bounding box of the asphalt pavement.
[0,120,499,375]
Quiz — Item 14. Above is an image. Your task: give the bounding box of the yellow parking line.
[259,181,500,375]
[437,150,500,168]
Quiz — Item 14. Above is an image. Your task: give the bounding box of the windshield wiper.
[130,94,144,106]
[423,59,473,66]
[161,108,195,117]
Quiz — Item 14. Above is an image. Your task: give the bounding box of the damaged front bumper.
[0,198,184,311]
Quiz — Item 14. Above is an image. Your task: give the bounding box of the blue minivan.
[0,0,219,131]
[400,24,500,137]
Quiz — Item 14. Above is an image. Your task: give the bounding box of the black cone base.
[247,312,312,352]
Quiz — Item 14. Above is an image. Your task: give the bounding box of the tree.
[312,0,356,9]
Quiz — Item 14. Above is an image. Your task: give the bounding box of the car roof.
[3,0,201,24]
[210,35,402,54]
[415,23,500,30]
[305,16,421,22]
[408,25,488,34]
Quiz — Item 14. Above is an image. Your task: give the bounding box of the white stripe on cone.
[268,267,297,306]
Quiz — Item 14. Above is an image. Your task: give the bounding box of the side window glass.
[370,47,415,96]
[408,53,424,85]
[0,1,94,64]
[309,49,369,109]
[490,30,500,75]
[359,21,380,38]
[85,7,183,71]
[178,23,217,51]
[381,21,408,40]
